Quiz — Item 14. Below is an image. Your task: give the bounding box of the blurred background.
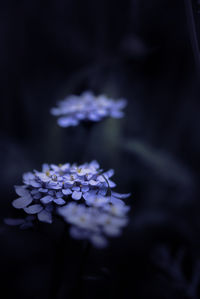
[1,0,200,298]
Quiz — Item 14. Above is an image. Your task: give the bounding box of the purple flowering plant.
[51,91,127,128]
[6,161,130,248]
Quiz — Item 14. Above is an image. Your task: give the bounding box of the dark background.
[1,0,200,298]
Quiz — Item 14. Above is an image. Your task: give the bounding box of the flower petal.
[23,172,35,181]
[29,180,42,188]
[89,160,100,169]
[24,204,43,214]
[12,195,33,209]
[111,191,131,199]
[89,180,99,186]
[14,186,29,197]
[72,186,80,191]
[33,192,41,200]
[46,182,61,190]
[62,188,72,195]
[110,110,124,118]
[53,198,65,205]
[81,186,89,193]
[58,116,79,127]
[38,188,48,193]
[38,210,52,223]
[88,112,100,121]
[56,191,63,198]
[103,169,114,179]
[72,191,82,200]
[42,163,50,172]
[40,195,53,204]
[107,179,116,188]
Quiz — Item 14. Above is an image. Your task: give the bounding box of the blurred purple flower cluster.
[7,161,130,247]
[58,202,129,248]
[51,91,127,127]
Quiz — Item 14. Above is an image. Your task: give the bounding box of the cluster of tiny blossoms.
[51,91,127,128]
[8,161,130,247]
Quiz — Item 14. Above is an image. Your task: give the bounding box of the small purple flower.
[51,91,127,128]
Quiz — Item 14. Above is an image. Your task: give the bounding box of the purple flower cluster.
[51,91,127,127]
[8,161,130,247]
[58,200,129,248]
